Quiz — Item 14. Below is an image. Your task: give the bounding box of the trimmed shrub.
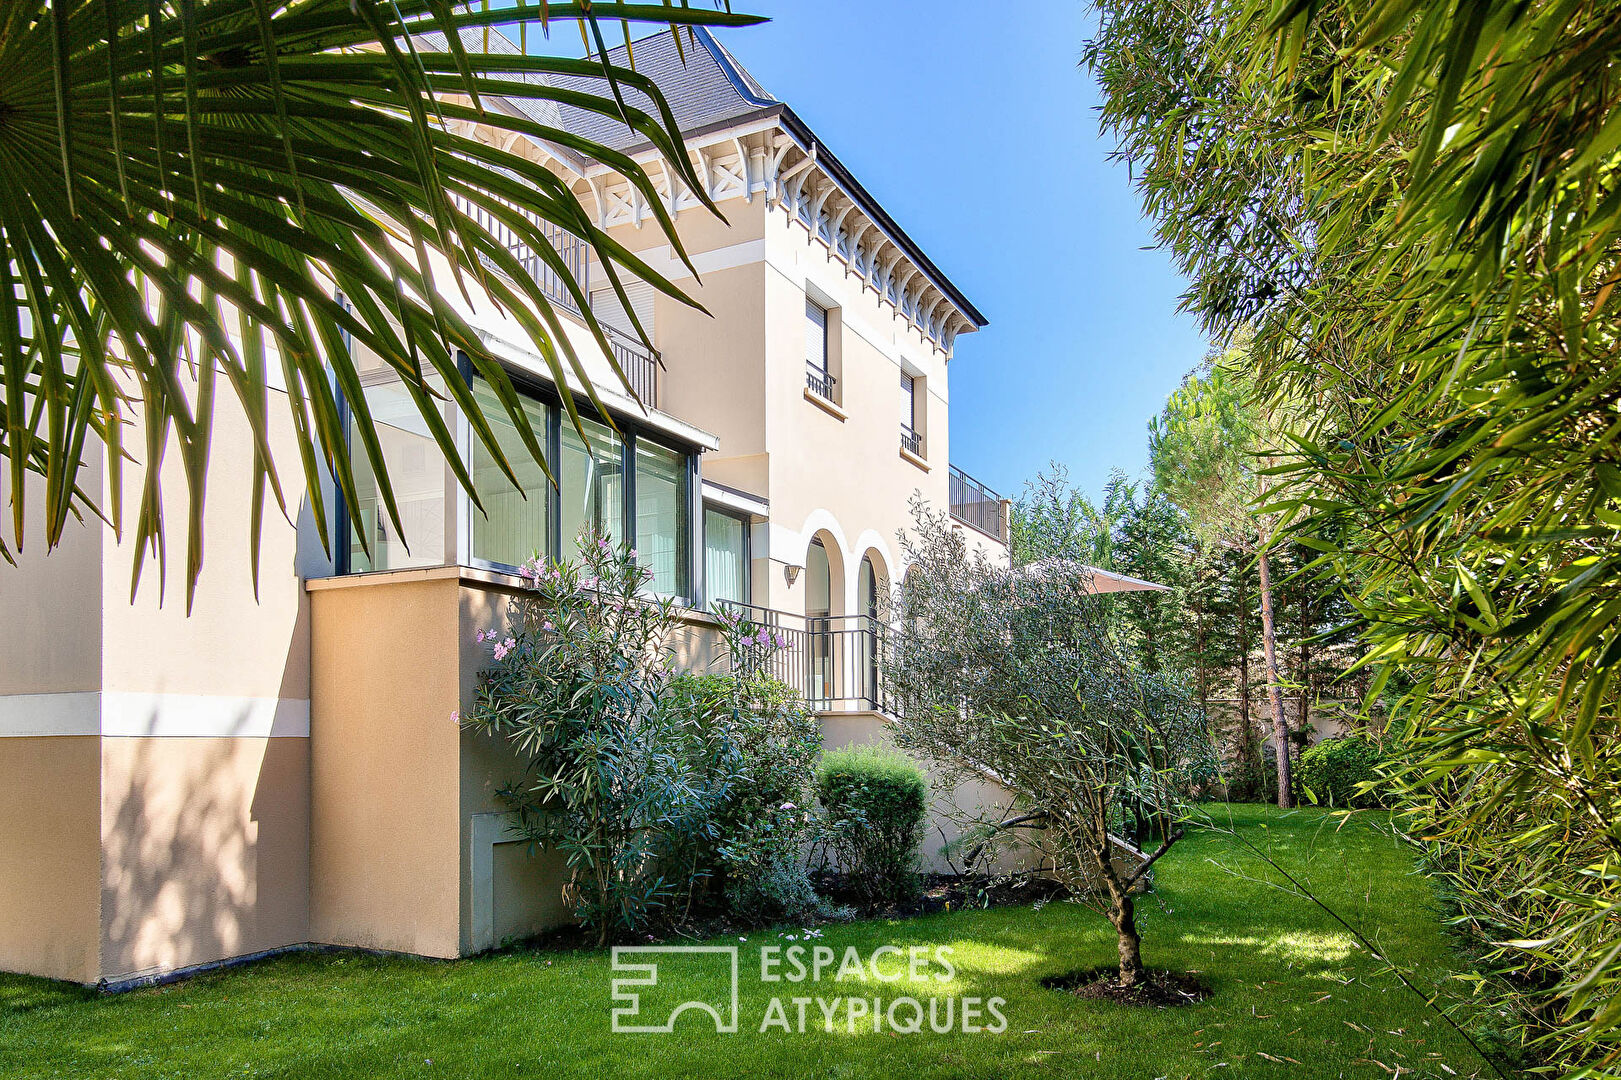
[816,745,928,904]
[1297,736,1387,808]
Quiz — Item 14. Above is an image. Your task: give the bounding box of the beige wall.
[818,712,1039,876]
[99,736,309,981]
[309,575,463,957]
[0,737,102,983]
[0,459,104,698]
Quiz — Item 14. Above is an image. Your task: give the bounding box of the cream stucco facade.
[0,27,1017,987]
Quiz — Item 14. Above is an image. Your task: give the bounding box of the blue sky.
[708,1,1208,503]
[523,2,1208,503]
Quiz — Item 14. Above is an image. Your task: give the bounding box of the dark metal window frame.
[700,503,752,609]
[336,353,702,604]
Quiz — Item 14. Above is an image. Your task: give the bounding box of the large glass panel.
[469,379,552,569]
[347,379,446,572]
[559,415,623,560]
[635,439,690,598]
[704,508,747,607]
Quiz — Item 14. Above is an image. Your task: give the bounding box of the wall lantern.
[784,563,804,587]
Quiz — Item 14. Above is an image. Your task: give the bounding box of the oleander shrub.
[816,745,928,904]
[1297,737,1387,809]
[666,668,828,922]
[461,531,721,945]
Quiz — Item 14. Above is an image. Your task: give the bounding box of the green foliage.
[886,499,1215,983]
[462,532,718,944]
[0,2,759,600]
[665,669,830,923]
[1088,0,1621,1067]
[1296,737,1386,809]
[815,745,928,905]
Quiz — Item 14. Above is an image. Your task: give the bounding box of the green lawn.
[0,806,1498,1079]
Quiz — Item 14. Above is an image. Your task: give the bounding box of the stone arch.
[803,527,847,619]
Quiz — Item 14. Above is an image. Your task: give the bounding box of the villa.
[0,28,1015,987]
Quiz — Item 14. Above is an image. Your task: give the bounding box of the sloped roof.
[554,29,780,151]
[421,25,986,329]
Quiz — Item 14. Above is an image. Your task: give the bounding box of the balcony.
[900,422,923,457]
[720,603,893,715]
[949,464,1007,544]
[805,362,837,401]
[456,193,662,410]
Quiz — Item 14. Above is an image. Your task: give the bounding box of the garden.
[0,806,1500,1080]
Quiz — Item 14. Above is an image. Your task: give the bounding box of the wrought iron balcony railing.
[900,423,923,457]
[719,603,893,715]
[604,323,662,411]
[948,464,1006,543]
[805,362,837,401]
[453,192,663,410]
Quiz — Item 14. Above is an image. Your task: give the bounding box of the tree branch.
[1122,826,1184,891]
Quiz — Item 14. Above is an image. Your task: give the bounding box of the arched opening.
[855,550,893,708]
[805,531,846,706]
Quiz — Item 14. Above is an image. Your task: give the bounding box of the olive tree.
[885,500,1215,988]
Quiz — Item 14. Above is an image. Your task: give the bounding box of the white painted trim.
[0,691,310,737]
[0,692,99,737]
[102,693,310,738]
[617,237,766,284]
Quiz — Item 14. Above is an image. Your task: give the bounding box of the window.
[559,414,624,563]
[704,508,748,607]
[900,372,922,456]
[805,298,834,398]
[469,379,551,569]
[346,378,446,572]
[635,440,690,598]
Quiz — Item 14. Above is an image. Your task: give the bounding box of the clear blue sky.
[709,1,1208,503]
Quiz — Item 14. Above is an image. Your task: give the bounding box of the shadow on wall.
[99,719,309,984]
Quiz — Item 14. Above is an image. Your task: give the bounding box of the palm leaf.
[0,0,763,606]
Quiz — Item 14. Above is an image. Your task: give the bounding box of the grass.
[0,805,1499,1079]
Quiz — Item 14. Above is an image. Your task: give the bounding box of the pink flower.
[629,547,638,559]
[781,802,797,811]
[491,636,516,662]
[755,628,771,645]
[772,633,787,648]
[449,710,461,725]
[542,621,554,632]
[582,576,598,591]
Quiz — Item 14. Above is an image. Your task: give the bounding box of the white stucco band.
[0,692,311,738]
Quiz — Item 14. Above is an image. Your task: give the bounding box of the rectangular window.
[634,440,690,598]
[559,414,624,562]
[805,298,833,398]
[346,379,447,572]
[900,372,922,455]
[469,378,551,569]
[704,508,748,607]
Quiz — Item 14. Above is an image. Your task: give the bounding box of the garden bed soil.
[1041,966,1210,1007]
[502,872,1070,954]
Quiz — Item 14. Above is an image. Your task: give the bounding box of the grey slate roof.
[419,25,986,328]
[552,28,779,153]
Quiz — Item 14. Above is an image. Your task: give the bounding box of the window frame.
[701,503,752,609]
[338,359,702,607]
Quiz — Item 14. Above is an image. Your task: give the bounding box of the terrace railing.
[719,603,893,715]
[455,193,590,314]
[454,192,664,410]
[604,323,662,411]
[948,464,1007,544]
[899,423,923,457]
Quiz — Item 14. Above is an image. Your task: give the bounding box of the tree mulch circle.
[1041,966,1210,1007]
